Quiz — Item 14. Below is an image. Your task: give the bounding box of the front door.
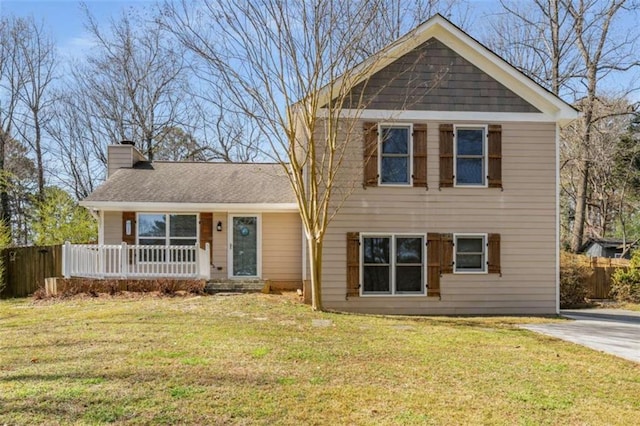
[229,215,260,278]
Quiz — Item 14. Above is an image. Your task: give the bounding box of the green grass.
[1,294,639,425]
[622,303,640,311]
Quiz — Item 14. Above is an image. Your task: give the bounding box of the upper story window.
[379,125,412,185]
[363,122,427,188]
[455,126,487,186]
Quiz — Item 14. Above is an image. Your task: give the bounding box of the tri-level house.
[75,15,577,314]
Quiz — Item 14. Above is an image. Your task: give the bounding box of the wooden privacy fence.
[576,256,629,299]
[0,245,62,298]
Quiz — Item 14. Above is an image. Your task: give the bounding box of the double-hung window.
[379,125,412,185]
[455,126,487,186]
[362,234,425,295]
[137,213,198,261]
[454,234,487,273]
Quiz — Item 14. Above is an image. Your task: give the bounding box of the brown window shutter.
[488,125,502,189]
[122,212,136,245]
[487,233,501,275]
[439,124,454,188]
[441,233,454,274]
[199,213,213,262]
[412,124,428,188]
[346,232,360,297]
[427,233,441,297]
[363,123,378,187]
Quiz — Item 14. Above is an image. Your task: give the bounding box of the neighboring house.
[581,238,636,259]
[76,14,577,314]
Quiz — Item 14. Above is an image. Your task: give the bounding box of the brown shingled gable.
[345,38,540,113]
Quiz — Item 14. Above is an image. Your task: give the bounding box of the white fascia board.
[323,109,558,123]
[79,201,299,213]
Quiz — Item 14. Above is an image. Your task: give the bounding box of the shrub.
[611,250,640,303]
[559,252,591,308]
[157,279,179,295]
[185,280,206,295]
[32,278,208,299]
[32,286,48,300]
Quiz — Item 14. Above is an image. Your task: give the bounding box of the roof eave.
[79,201,299,213]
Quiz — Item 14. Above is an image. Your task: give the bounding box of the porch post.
[120,242,128,278]
[63,241,71,279]
[97,244,103,278]
[202,243,211,279]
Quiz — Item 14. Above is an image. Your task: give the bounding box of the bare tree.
[4,137,37,245]
[563,0,640,252]
[46,91,104,199]
[487,0,640,252]
[562,97,633,239]
[0,15,54,240]
[68,5,192,162]
[0,17,24,232]
[11,16,57,199]
[189,95,261,163]
[161,0,457,310]
[486,0,579,96]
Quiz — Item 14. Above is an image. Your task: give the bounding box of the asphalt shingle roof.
[83,162,296,204]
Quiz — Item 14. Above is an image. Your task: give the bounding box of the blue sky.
[0,0,156,58]
[1,0,499,59]
[2,0,637,100]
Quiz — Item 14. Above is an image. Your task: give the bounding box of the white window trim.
[453,124,488,188]
[136,212,200,246]
[227,213,262,280]
[453,233,488,274]
[378,123,413,187]
[360,232,426,296]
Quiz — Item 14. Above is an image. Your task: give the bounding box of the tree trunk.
[307,236,324,312]
[34,114,45,198]
[571,159,589,252]
[0,129,11,235]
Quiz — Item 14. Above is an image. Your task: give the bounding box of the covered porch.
[62,242,211,280]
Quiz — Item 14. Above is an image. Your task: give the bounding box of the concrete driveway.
[521,309,640,363]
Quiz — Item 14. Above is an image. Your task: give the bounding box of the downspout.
[555,123,561,315]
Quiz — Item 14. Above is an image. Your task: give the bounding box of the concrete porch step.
[205,279,266,294]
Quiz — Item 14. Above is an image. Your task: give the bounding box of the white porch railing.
[62,242,211,280]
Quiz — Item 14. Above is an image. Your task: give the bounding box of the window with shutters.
[379,124,412,185]
[454,126,487,186]
[364,122,427,188]
[361,233,425,295]
[454,234,487,273]
[138,213,198,261]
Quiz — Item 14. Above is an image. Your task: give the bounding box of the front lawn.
[1,294,638,424]
[622,303,640,312]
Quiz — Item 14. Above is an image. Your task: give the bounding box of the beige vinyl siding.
[100,209,303,282]
[321,121,557,315]
[103,211,122,245]
[262,212,302,282]
[107,146,133,178]
[210,212,227,280]
[107,145,147,177]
